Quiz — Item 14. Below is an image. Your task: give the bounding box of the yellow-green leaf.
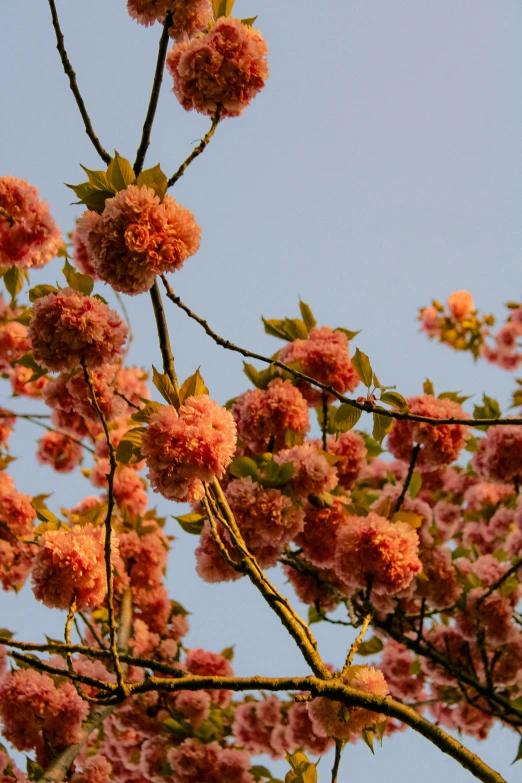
[391,510,423,528]
[107,152,136,192]
[62,259,94,296]
[372,411,393,444]
[4,266,25,299]
[152,365,180,407]
[299,300,316,332]
[352,348,373,387]
[333,403,362,433]
[136,164,168,200]
[380,390,408,412]
[174,512,206,535]
[178,368,209,404]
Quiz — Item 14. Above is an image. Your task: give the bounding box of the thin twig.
[201,494,243,573]
[159,279,522,429]
[342,614,372,675]
[331,740,343,783]
[167,108,222,188]
[79,612,106,649]
[321,392,328,451]
[46,0,111,164]
[81,359,127,696]
[133,15,172,176]
[149,280,179,392]
[394,443,420,512]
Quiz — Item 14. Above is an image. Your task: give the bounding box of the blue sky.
[1,1,522,780]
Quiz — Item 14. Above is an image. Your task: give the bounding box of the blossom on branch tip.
[77,186,201,295]
[167,16,269,117]
[0,176,62,269]
[127,0,212,41]
[29,288,128,372]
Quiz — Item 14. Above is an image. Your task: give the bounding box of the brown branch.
[7,412,95,454]
[46,0,111,164]
[167,108,221,188]
[159,279,522,429]
[394,443,420,512]
[331,740,343,783]
[133,15,172,176]
[342,614,372,675]
[149,280,179,392]
[201,494,244,573]
[81,360,127,696]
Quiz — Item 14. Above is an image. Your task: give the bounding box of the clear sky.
[1,1,522,780]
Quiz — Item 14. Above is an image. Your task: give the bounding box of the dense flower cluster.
[0,176,62,269]
[77,186,201,295]
[29,288,128,372]
[167,17,269,117]
[127,0,212,41]
[0,473,36,591]
[36,431,83,473]
[142,396,236,502]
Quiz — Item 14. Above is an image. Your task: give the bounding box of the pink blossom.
[417,546,462,610]
[139,736,172,783]
[226,477,305,560]
[118,523,168,590]
[31,522,119,610]
[195,520,242,583]
[387,394,469,472]
[420,305,441,337]
[334,512,422,596]
[447,290,475,320]
[295,500,348,569]
[77,185,201,295]
[133,583,171,632]
[128,618,160,657]
[283,564,341,612]
[142,396,236,503]
[463,481,514,511]
[0,473,36,537]
[128,0,212,41]
[71,757,112,783]
[379,639,425,701]
[472,425,522,484]
[285,702,334,756]
[327,430,367,489]
[0,321,30,364]
[0,409,16,447]
[72,225,98,279]
[0,176,62,269]
[233,697,288,759]
[185,648,233,707]
[36,431,83,473]
[44,367,125,426]
[0,668,88,753]
[167,17,268,117]
[171,690,211,728]
[167,739,254,783]
[457,588,518,647]
[308,666,388,740]
[432,500,463,542]
[274,442,338,498]
[279,326,360,406]
[29,288,128,372]
[9,365,48,398]
[232,378,309,454]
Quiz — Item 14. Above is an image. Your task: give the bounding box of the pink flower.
[327,430,367,489]
[142,396,236,503]
[387,394,469,472]
[0,473,36,537]
[9,365,48,398]
[420,305,441,337]
[0,409,16,447]
[0,176,62,269]
[274,442,338,498]
[417,546,462,610]
[285,702,334,756]
[334,512,422,596]
[71,757,112,783]
[0,668,88,752]
[77,185,201,295]
[432,500,463,542]
[71,225,98,279]
[379,640,425,701]
[472,425,522,484]
[128,0,212,41]
[295,500,348,569]
[118,523,168,590]
[195,520,242,583]
[31,522,119,610]
[232,378,309,454]
[457,588,518,647]
[226,477,305,561]
[167,17,268,117]
[279,326,360,406]
[170,690,211,728]
[36,431,83,473]
[29,288,128,372]
[167,739,254,783]
[185,648,233,707]
[447,290,474,320]
[283,564,341,612]
[233,697,288,759]
[0,321,30,364]
[90,460,149,517]
[308,666,388,740]
[44,367,125,425]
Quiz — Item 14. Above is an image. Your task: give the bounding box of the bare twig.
[331,740,343,783]
[167,109,221,188]
[394,443,420,512]
[46,0,111,164]
[342,614,372,675]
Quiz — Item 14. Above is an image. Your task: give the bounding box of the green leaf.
[250,766,273,782]
[352,348,373,387]
[423,378,435,396]
[174,512,205,535]
[115,427,144,465]
[380,391,408,412]
[26,758,44,782]
[357,636,384,656]
[408,472,422,499]
[28,284,58,302]
[372,412,393,444]
[0,629,14,641]
[362,728,375,754]
[163,717,191,740]
[136,164,168,200]
[213,0,234,19]
[241,15,258,25]
[220,645,235,661]
[4,266,25,299]
[80,165,112,192]
[451,544,470,560]
[178,368,209,404]
[360,431,383,458]
[229,456,259,482]
[79,189,115,213]
[131,400,164,423]
[308,606,323,625]
[152,365,180,407]
[335,327,361,340]
[299,300,316,332]
[262,317,308,342]
[65,181,94,200]
[439,390,472,405]
[107,152,135,192]
[333,404,362,433]
[17,353,46,379]
[308,491,334,509]
[473,394,501,428]
[170,599,189,616]
[62,259,94,296]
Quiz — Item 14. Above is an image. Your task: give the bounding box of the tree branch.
[167,109,221,188]
[46,0,111,164]
[394,443,420,512]
[149,280,179,391]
